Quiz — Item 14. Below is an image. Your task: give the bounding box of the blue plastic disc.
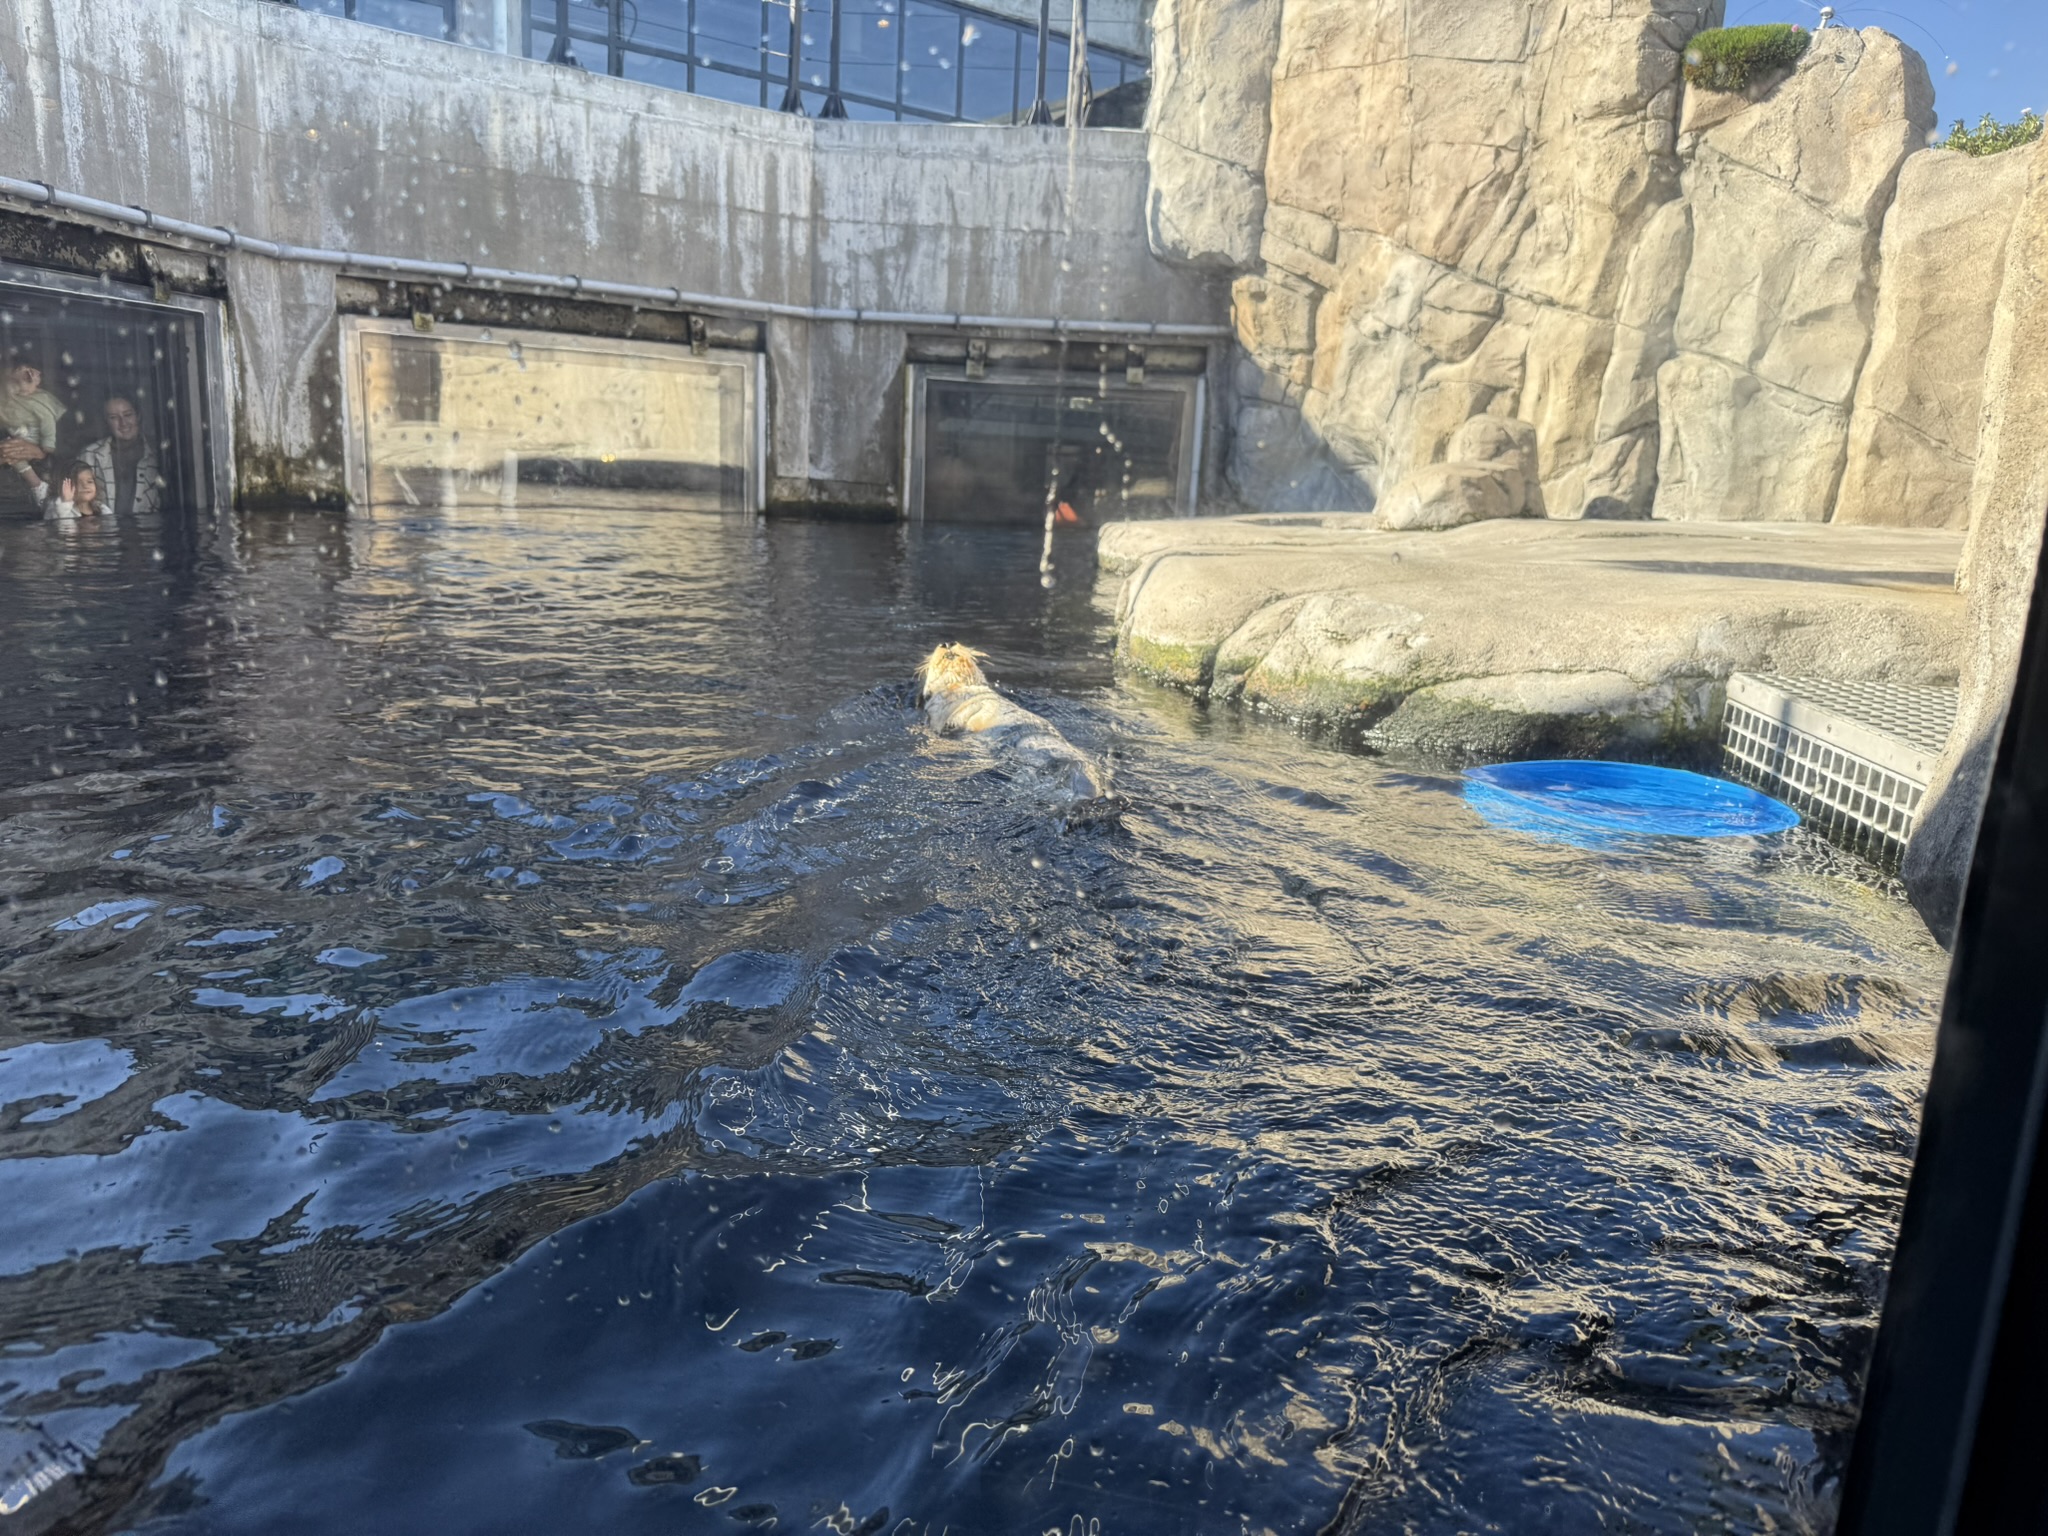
[1463,760,1799,846]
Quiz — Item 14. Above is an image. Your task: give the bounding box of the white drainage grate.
[1720,673,1959,869]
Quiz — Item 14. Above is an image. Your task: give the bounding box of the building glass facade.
[292,0,1146,125]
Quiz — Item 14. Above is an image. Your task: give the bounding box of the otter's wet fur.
[914,643,1110,809]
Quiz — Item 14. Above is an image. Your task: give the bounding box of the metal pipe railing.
[1023,0,1054,125]
[819,0,848,119]
[0,175,1229,339]
[780,0,806,113]
[544,0,580,66]
[1066,0,1092,127]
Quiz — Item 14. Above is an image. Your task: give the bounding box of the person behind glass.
[44,462,108,522]
[0,363,64,515]
[0,363,63,453]
[78,396,162,518]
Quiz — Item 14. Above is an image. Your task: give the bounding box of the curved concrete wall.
[0,0,1219,506]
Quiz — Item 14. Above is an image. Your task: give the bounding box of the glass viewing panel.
[343,321,757,513]
[919,377,1188,524]
[0,280,218,526]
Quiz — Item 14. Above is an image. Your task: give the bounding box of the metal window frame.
[902,360,1201,522]
[338,315,763,514]
[0,259,235,514]
[894,0,908,114]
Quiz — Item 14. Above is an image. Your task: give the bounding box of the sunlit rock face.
[1148,5,2025,530]
[1150,0,1707,517]
[1143,0,1284,270]
[1654,27,1934,522]
[1376,416,1539,531]
[1834,144,2036,531]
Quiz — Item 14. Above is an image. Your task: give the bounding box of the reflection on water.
[0,508,1943,1534]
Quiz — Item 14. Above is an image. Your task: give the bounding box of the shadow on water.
[0,507,1945,1534]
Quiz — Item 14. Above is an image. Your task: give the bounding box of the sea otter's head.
[915,643,990,703]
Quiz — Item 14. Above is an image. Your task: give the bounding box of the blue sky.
[1726,0,2046,128]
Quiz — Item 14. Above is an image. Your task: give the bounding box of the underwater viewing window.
[906,367,1199,523]
[0,264,228,527]
[340,319,763,513]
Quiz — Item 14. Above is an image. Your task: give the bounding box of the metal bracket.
[137,247,174,306]
[966,338,988,379]
[410,309,434,333]
[689,314,709,356]
[1125,345,1147,386]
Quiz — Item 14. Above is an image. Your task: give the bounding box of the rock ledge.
[1102,516,1964,761]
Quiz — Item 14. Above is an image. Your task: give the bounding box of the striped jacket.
[78,435,162,518]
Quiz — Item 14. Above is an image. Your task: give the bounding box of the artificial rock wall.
[1901,144,2048,938]
[1150,3,2028,531]
[1834,144,2034,529]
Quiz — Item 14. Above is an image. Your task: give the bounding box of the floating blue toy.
[1463,760,1799,847]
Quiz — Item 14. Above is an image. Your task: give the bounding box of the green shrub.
[1942,111,2045,157]
[1683,24,1812,93]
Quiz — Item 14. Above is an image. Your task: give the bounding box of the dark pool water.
[0,508,1946,1534]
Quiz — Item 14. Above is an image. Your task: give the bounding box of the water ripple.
[0,510,1941,1534]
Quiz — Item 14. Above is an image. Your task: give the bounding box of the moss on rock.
[1683,23,1811,93]
[1120,634,1217,690]
[1232,662,1416,738]
[234,448,348,511]
[1363,680,1725,765]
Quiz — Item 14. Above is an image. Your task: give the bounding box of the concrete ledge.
[1099,512,1383,573]
[1101,516,1965,760]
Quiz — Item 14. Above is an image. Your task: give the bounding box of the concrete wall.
[0,0,1217,507]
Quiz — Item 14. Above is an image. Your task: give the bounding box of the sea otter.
[914,643,1109,807]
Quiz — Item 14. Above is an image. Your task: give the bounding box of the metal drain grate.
[1720,673,1958,869]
